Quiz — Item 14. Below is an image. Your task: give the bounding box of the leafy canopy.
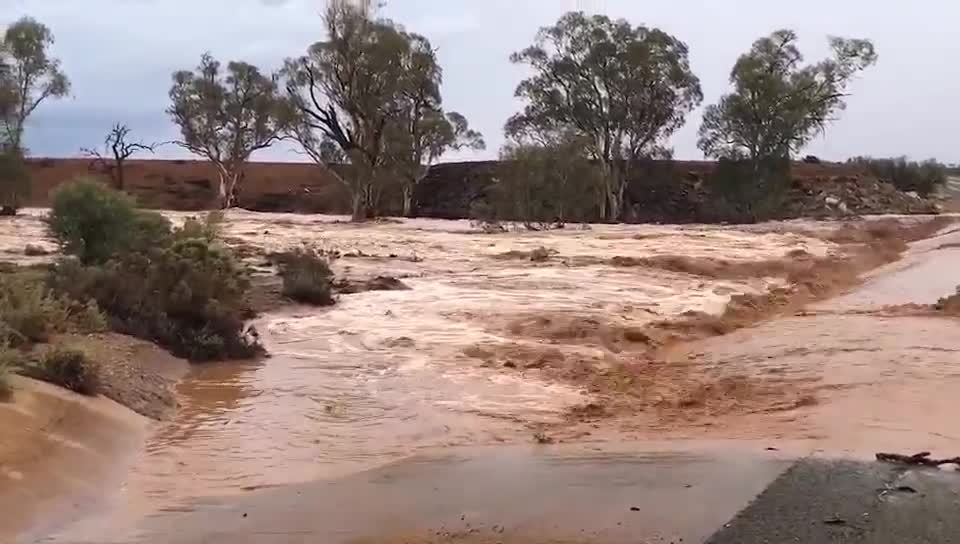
[0,17,70,151]
[506,12,702,162]
[698,30,877,160]
[284,0,409,171]
[168,54,291,207]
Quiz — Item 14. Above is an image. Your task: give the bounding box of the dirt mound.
[786,175,939,217]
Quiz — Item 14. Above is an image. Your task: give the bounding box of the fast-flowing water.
[5,210,959,543]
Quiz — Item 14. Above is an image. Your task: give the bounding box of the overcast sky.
[4,0,958,163]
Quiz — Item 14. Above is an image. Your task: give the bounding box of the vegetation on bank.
[848,157,947,197]
[48,179,262,361]
[275,248,336,306]
[0,179,274,399]
[0,263,107,397]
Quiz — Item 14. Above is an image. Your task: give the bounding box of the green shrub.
[178,211,225,242]
[48,178,169,264]
[278,248,334,305]
[46,182,257,361]
[0,344,23,400]
[0,273,69,346]
[73,299,108,334]
[130,209,174,251]
[0,149,29,216]
[38,347,100,395]
[51,236,261,361]
[849,156,946,197]
[0,362,10,399]
[703,158,791,223]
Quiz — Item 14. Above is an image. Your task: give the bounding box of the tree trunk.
[215,168,237,209]
[350,191,365,221]
[597,159,611,221]
[116,160,125,191]
[401,184,414,217]
[603,160,625,223]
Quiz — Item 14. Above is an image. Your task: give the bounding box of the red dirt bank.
[24,158,933,221]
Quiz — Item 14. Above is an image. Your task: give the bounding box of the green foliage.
[703,158,792,223]
[0,362,10,399]
[382,32,485,216]
[0,343,25,399]
[285,1,450,220]
[698,30,877,161]
[168,54,291,208]
[0,149,28,213]
[278,248,335,306]
[51,235,260,362]
[506,11,702,221]
[38,347,99,396]
[47,182,258,361]
[490,138,600,227]
[49,178,156,264]
[0,272,69,346]
[1,17,70,152]
[177,211,224,242]
[849,157,946,197]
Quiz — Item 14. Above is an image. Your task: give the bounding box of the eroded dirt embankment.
[0,377,148,541]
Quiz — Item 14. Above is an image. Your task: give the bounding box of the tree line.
[5,2,940,223]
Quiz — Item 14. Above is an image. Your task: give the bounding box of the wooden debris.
[875,451,960,467]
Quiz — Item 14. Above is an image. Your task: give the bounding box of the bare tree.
[82,124,163,191]
[168,53,291,208]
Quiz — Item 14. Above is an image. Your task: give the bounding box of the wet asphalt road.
[38,444,960,544]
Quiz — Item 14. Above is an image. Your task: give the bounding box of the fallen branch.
[876,451,960,467]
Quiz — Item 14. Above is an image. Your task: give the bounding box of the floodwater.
[4,210,960,542]
[639,222,960,456]
[96,212,835,509]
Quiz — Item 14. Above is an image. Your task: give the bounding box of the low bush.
[51,233,261,361]
[0,273,70,346]
[48,178,144,264]
[278,248,335,306]
[178,211,225,242]
[48,183,259,361]
[0,362,10,399]
[849,156,946,197]
[703,158,792,223]
[0,344,23,400]
[0,149,29,216]
[38,347,100,396]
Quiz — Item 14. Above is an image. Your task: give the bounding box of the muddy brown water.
[3,210,960,542]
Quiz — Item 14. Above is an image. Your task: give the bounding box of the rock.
[0,206,16,217]
[333,276,410,294]
[23,244,49,256]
